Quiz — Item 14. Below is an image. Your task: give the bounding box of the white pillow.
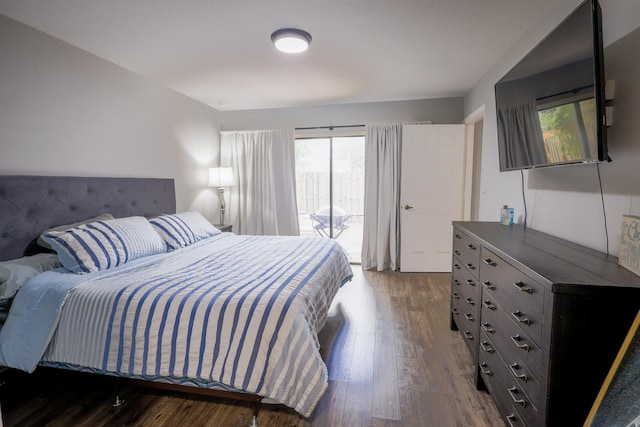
[149,211,220,251]
[40,216,166,274]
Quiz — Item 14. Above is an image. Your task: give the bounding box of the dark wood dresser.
[450,221,640,426]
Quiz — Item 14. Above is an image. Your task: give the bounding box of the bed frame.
[0,175,263,426]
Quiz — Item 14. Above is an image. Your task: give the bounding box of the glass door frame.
[295,127,365,264]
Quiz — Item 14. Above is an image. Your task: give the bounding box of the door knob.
[403,205,414,210]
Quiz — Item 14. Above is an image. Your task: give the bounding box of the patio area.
[298,212,363,264]
[294,135,365,265]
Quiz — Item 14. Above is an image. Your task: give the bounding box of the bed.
[0,175,353,424]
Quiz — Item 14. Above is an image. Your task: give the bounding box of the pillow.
[150,211,220,251]
[40,216,166,274]
[0,253,62,300]
[37,213,115,250]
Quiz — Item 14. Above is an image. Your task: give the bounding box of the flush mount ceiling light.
[271,28,312,53]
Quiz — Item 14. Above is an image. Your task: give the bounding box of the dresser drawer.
[480,292,542,380]
[480,247,544,346]
[479,331,539,427]
[451,281,480,319]
[479,330,541,412]
[452,258,482,302]
[451,294,479,358]
[453,228,480,277]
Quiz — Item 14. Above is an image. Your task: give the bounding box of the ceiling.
[0,0,561,111]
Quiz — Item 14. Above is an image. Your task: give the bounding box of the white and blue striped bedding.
[0,233,353,417]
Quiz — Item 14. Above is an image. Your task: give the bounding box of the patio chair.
[309,205,351,239]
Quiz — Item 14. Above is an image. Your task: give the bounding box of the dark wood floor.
[0,268,503,427]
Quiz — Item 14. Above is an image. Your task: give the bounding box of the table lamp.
[208,167,236,225]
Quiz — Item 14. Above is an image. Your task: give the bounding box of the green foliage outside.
[538,98,596,163]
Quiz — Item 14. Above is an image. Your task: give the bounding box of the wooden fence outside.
[296,171,364,223]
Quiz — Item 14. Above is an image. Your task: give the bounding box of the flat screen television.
[495,0,608,172]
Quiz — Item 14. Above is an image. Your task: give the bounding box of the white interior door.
[400,124,466,272]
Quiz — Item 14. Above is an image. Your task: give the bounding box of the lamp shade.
[208,167,236,187]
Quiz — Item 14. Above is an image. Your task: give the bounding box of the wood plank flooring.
[0,267,503,427]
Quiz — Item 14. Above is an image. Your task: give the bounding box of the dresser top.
[453,221,640,293]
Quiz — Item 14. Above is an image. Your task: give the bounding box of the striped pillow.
[149,211,220,251]
[40,216,166,274]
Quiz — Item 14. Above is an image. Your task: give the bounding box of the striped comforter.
[1,233,353,417]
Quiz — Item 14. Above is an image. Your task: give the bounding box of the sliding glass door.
[295,135,364,264]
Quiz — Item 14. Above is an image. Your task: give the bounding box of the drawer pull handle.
[512,281,533,294]
[464,313,474,321]
[463,331,474,340]
[465,279,475,286]
[452,292,460,300]
[482,300,497,310]
[464,297,474,305]
[509,363,528,382]
[466,244,476,250]
[451,308,459,315]
[454,250,461,255]
[466,263,476,270]
[452,279,460,286]
[510,335,530,352]
[455,234,461,239]
[506,413,518,427]
[482,281,496,290]
[507,386,527,407]
[511,310,531,326]
[453,263,461,270]
[480,340,493,353]
[481,322,495,334]
[483,258,497,266]
[479,362,492,376]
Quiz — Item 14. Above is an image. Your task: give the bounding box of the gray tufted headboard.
[0,175,176,261]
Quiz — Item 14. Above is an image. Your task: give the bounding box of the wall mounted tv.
[495,0,608,172]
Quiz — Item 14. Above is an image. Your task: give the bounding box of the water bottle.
[509,208,514,225]
[500,205,510,225]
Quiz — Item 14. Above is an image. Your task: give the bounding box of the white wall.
[220,98,463,131]
[0,14,223,222]
[464,0,640,255]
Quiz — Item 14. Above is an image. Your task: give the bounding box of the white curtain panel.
[497,100,547,169]
[362,124,402,271]
[221,129,300,236]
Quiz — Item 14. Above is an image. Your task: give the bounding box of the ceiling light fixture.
[271,28,312,54]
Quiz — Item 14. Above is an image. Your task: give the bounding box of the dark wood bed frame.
[0,175,263,426]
